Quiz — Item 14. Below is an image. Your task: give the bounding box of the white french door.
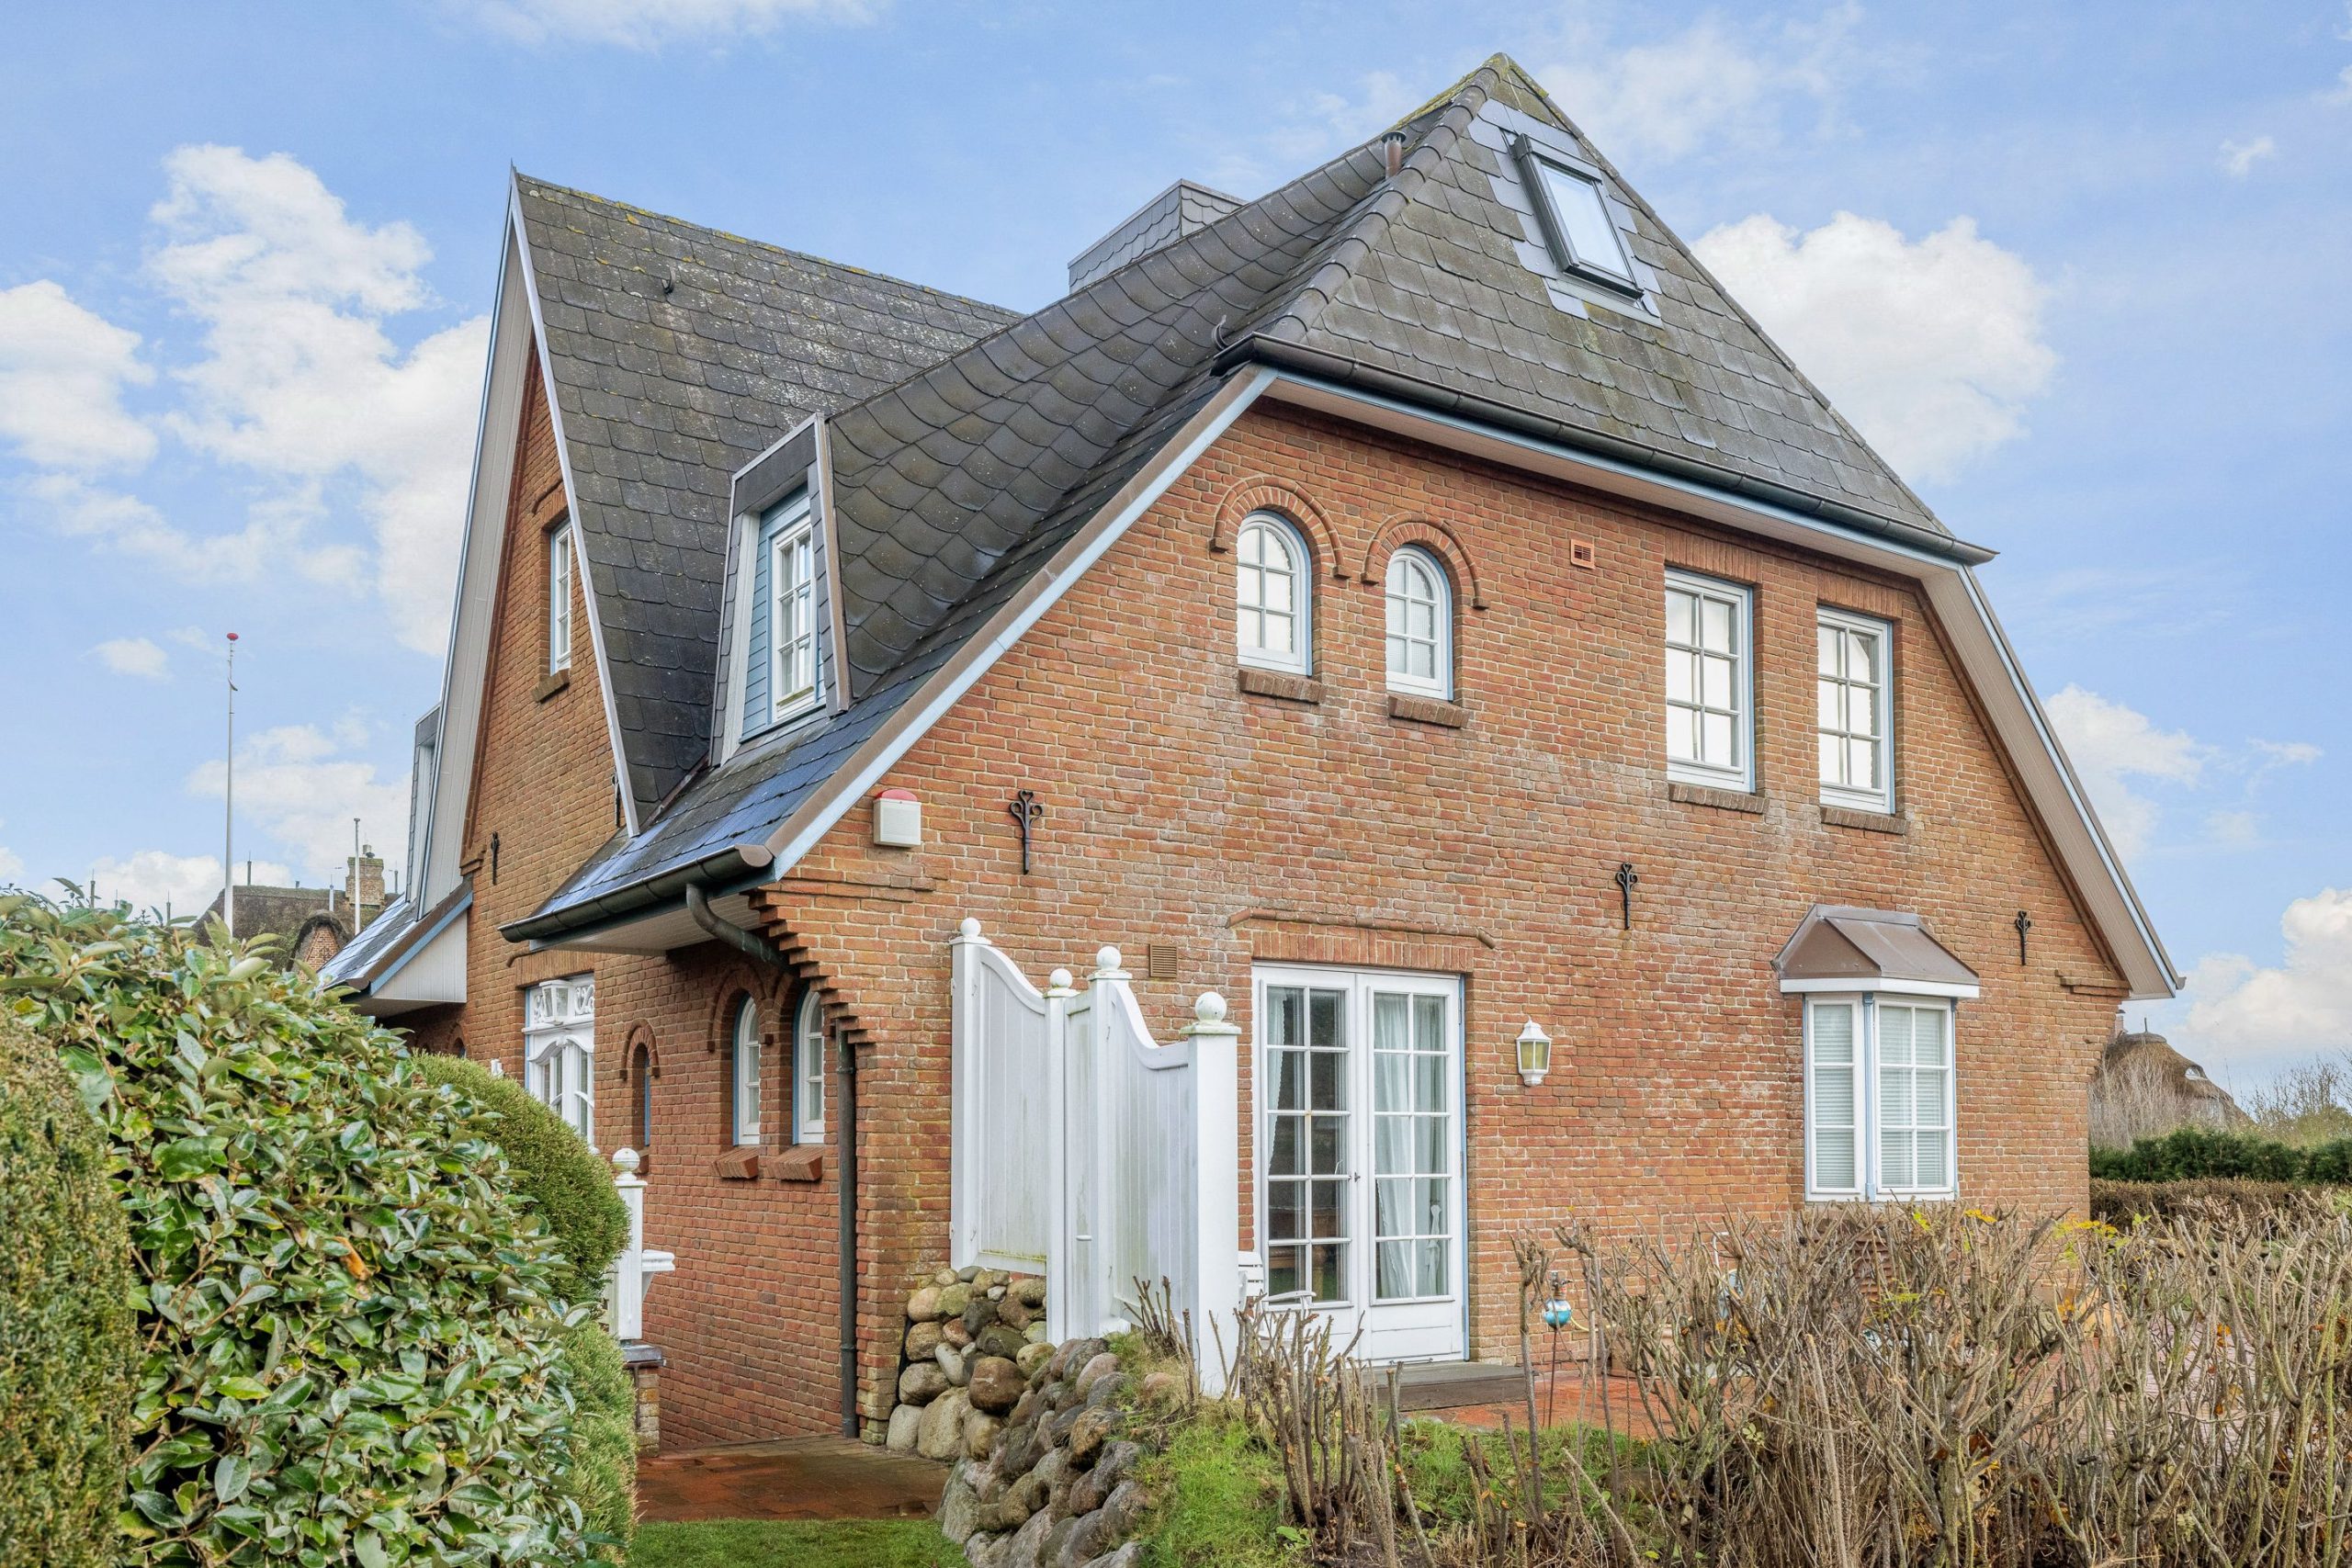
[1254,964,1464,1363]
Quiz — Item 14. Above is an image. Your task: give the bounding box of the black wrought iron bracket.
[1615,861,1639,931]
[1009,790,1046,876]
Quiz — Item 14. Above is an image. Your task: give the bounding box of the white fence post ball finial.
[1049,967,1074,991]
[959,917,982,940]
[611,1146,640,1176]
[1195,991,1228,1025]
[1097,945,1122,974]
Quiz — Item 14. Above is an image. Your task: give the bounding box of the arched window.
[1235,513,1311,673]
[728,997,761,1147]
[794,989,827,1145]
[629,1040,655,1156]
[1385,547,1452,698]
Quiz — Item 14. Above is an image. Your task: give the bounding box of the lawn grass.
[1133,1406,1306,1568]
[631,1518,967,1568]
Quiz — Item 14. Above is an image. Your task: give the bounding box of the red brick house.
[329,56,2174,1448]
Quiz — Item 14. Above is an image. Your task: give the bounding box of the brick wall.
[433,380,2123,1448]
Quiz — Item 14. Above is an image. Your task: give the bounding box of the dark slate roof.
[513,55,1950,938]
[321,894,414,987]
[515,177,1021,819]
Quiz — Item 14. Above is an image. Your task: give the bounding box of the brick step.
[1368,1359,1528,1412]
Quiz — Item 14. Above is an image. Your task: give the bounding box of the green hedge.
[2089,1126,2352,1184]
[0,896,597,1567]
[413,1054,628,1305]
[560,1322,639,1560]
[0,1010,136,1567]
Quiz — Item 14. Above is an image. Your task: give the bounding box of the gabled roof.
[481,55,2170,998]
[514,178,1020,818]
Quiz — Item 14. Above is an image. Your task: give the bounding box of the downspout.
[684,883,863,1438]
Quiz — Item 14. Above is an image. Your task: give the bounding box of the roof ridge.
[513,172,1021,323]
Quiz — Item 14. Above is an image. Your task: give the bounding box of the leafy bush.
[2090,1124,2351,1183]
[558,1322,638,1560]
[0,896,597,1567]
[413,1055,627,1303]
[0,1010,136,1567]
[2088,1176,2319,1222]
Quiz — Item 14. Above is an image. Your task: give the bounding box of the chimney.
[346,846,386,931]
[1067,179,1244,293]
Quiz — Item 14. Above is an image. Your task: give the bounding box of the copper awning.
[1775,906,1980,998]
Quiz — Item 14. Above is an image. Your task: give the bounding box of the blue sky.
[2,1,2347,1089]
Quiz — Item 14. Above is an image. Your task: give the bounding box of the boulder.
[938,1471,982,1543]
[1068,1448,1143,1517]
[1080,1546,1144,1568]
[1024,1322,1051,1345]
[1100,1477,1148,1538]
[964,1295,1001,1336]
[978,1492,1034,1534]
[958,1264,982,1283]
[1012,1276,1048,1310]
[939,1282,973,1319]
[1012,1460,1054,1514]
[999,1418,1046,1476]
[886,1402,923,1452]
[1016,1341,1056,1378]
[965,1411,1003,1459]
[905,1320,945,1360]
[1067,1406,1117,1467]
[1049,1337,1107,1381]
[936,1343,971,1387]
[907,1285,944,1323]
[918,1388,974,1461]
[1083,1371,1132,1410]
[978,1324,1029,1359]
[1072,1352,1122,1400]
[988,1282,1008,1300]
[943,1318,976,1350]
[996,1294,1035,1330]
[1137,1370,1183,1404]
[899,1361,950,1405]
[1031,1448,1069,1497]
[965,1533,1005,1568]
[1001,1505,1057,1568]
[934,1266,961,1288]
[969,1355,1024,1412]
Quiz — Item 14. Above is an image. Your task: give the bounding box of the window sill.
[1386,692,1467,728]
[535,669,571,703]
[1667,780,1765,815]
[1237,667,1322,704]
[764,1146,824,1182]
[1819,803,1905,835]
[714,1147,761,1181]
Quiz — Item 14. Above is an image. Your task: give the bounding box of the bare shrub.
[2243,1052,2352,1145]
[1222,1298,1403,1565]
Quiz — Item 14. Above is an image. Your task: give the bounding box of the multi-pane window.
[769,513,818,718]
[524,975,595,1147]
[1263,982,1349,1304]
[1665,571,1752,789]
[1806,997,1954,1201]
[1818,609,1893,810]
[729,998,761,1147]
[1371,991,1450,1301]
[1235,513,1311,673]
[793,989,826,1145]
[1384,547,1451,699]
[547,526,573,674]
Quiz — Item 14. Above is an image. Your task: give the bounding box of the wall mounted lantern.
[1516,1020,1555,1087]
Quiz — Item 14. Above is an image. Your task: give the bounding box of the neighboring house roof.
[428,54,2171,997]
[203,885,374,969]
[2091,1027,2247,1135]
[320,891,416,986]
[514,179,1022,821]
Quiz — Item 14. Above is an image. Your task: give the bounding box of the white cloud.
[86,849,293,918]
[2332,64,2352,106]
[0,841,21,885]
[2205,808,2261,847]
[2218,135,2277,176]
[1694,211,2056,482]
[459,0,876,48]
[2182,889,2352,1061]
[185,721,409,885]
[2045,684,2204,859]
[0,280,156,471]
[2255,739,2324,769]
[93,636,170,679]
[146,146,489,651]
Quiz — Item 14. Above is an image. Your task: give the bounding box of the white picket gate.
[950,919,1244,1392]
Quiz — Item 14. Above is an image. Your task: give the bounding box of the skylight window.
[1510,134,1637,294]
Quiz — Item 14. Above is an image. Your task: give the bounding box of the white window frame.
[523,974,595,1149]
[547,525,573,674]
[1817,607,1894,813]
[1384,547,1453,700]
[1803,993,1957,1203]
[768,504,820,722]
[1664,570,1753,791]
[1235,512,1313,675]
[729,997,761,1148]
[793,988,826,1145]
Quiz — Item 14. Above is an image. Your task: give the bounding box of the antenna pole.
[223,632,239,938]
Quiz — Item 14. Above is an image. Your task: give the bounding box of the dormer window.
[739,490,823,740]
[1510,135,1637,295]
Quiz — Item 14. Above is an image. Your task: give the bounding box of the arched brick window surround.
[1359,514,1487,610]
[1207,477,1348,580]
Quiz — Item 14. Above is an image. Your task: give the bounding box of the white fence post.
[1179,992,1243,1396]
[606,1147,674,1343]
[949,918,985,1268]
[1043,964,1077,1344]
[1087,945,1128,1332]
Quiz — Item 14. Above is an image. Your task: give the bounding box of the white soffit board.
[1261,374,2174,1000]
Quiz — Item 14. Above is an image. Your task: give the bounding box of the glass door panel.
[1373,990,1451,1302]
[1264,983,1351,1305]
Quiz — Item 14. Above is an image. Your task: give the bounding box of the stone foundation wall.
[940,1336,1167,1568]
[884,1262,1052,1459]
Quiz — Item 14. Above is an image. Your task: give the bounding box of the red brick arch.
[1358,514,1487,610]
[620,1020,662,1082]
[701,964,781,1055]
[1206,477,1349,580]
